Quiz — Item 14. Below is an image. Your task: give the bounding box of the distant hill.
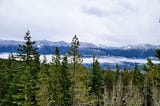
[0,39,159,58]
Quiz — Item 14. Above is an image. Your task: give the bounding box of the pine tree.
[69,35,89,105]
[69,35,81,105]
[0,54,18,106]
[60,55,71,105]
[142,58,155,106]
[13,65,34,106]
[141,50,160,105]
[0,59,12,105]
[115,63,120,82]
[155,49,160,84]
[89,55,103,105]
[17,30,39,64]
[132,63,143,88]
[36,57,50,106]
[133,63,139,83]
[12,30,40,105]
[48,47,62,105]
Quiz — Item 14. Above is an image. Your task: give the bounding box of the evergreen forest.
[0,31,160,106]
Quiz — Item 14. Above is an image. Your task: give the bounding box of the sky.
[0,0,160,47]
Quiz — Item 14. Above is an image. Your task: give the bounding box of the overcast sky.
[0,0,160,46]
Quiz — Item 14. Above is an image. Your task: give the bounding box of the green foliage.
[48,47,62,105]
[4,30,40,106]
[12,65,36,106]
[142,53,160,105]
[1,34,160,105]
[17,30,39,64]
[115,63,120,81]
[60,55,71,105]
[69,35,82,65]
[155,49,160,61]
[104,69,115,91]
[88,56,103,105]
[89,56,103,96]
[68,35,90,105]
[132,63,144,88]
[36,59,50,106]
[0,60,12,105]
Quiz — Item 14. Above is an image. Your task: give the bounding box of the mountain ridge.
[0,39,159,58]
[1,39,160,49]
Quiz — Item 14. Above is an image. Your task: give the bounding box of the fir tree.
[155,49,160,84]
[89,55,103,105]
[69,35,89,105]
[0,54,18,105]
[0,60,12,105]
[17,30,39,64]
[132,63,143,88]
[69,35,82,105]
[13,30,40,105]
[36,58,50,106]
[60,55,71,105]
[115,63,120,81]
[48,47,62,105]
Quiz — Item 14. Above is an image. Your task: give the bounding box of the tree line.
[0,31,160,106]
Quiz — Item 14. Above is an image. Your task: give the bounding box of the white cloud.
[83,56,159,64]
[0,0,160,46]
[0,53,159,64]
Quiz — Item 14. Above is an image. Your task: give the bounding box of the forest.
[0,31,160,106]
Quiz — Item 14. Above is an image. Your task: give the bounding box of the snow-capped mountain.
[79,42,97,48]
[1,39,160,69]
[35,40,97,48]
[0,39,98,48]
[0,39,21,46]
[0,39,159,58]
[121,44,160,50]
[35,40,70,48]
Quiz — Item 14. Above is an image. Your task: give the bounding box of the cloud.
[0,53,159,64]
[82,0,136,17]
[83,56,159,64]
[0,0,160,46]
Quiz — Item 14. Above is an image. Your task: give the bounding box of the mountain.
[35,40,70,48]
[80,42,97,48]
[120,44,160,50]
[0,39,159,58]
[35,40,97,48]
[1,39,160,69]
[0,39,21,46]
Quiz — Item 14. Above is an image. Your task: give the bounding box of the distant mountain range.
[0,39,159,59]
[1,39,160,69]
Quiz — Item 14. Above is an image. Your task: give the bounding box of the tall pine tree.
[12,30,40,106]
[69,35,89,105]
[89,55,103,105]
[60,55,71,105]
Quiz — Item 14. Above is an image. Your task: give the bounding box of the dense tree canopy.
[0,32,160,106]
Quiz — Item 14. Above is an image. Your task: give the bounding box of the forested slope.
[0,31,160,106]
